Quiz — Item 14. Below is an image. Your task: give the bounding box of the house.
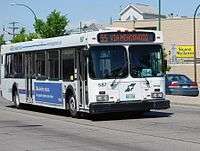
[120,3,165,21]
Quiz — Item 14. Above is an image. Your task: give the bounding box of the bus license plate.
[126,94,135,99]
[151,92,163,98]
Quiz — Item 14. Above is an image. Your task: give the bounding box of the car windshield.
[166,75,192,83]
[89,46,128,79]
[129,45,163,78]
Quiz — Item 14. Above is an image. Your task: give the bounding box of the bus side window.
[35,52,46,79]
[61,49,74,81]
[48,50,59,80]
[5,54,12,78]
[14,53,25,78]
[5,53,25,78]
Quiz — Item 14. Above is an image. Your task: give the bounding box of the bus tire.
[13,94,21,109]
[69,95,78,117]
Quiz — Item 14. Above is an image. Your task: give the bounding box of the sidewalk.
[166,95,200,107]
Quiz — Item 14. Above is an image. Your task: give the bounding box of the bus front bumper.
[89,99,170,114]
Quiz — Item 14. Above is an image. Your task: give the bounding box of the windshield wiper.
[110,64,127,87]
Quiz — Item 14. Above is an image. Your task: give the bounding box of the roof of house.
[86,23,106,31]
[120,3,158,16]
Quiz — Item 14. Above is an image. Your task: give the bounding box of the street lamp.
[10,3,37,21]
[158,0,161,31]
[193,4,200,82]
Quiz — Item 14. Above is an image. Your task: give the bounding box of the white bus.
[1,29,170,117]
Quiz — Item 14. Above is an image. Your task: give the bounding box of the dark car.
[165,74,199,96]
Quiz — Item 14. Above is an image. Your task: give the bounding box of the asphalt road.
[0,97,200,151]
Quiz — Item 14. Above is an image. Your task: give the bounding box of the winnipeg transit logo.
[125,83,136,92]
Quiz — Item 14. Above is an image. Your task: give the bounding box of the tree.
[0,35,5,46]
[34,10,69,38]
[11,28,40,43]
[11,27,27,43]
[27,33,40,41]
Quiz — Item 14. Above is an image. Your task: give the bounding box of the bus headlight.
[96,95,109,102]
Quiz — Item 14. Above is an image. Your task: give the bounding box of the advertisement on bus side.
[34,82,63,106]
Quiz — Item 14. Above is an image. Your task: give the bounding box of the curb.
[171,102,200,107]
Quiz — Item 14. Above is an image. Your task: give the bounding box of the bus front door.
[25,53,33,103]
[77,50,88,109]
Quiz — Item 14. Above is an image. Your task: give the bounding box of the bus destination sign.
[97,32,155,43]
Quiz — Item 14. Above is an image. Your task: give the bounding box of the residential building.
[119,3,165,21]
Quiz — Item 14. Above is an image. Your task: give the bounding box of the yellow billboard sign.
[176,45,194,58]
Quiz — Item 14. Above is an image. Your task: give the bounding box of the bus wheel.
[69,96,78,117]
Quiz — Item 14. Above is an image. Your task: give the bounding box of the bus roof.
[1,29,163,54]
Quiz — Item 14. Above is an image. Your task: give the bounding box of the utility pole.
[9,21,19,38]
[110,17,113,25]
[2,25,6,37]
[193,4,200,82]
[80,22,82,33]
[158,0,161,31]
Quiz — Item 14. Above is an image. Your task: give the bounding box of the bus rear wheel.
[69,96,78,117]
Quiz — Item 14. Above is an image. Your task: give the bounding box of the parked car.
[165,74,199,96]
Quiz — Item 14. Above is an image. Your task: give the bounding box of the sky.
[1,0,200,36]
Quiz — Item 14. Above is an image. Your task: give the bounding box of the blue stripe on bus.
[18,89,35,95]
[18,89,65,97]
[18,89,27,94]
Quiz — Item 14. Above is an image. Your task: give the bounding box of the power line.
[3,25,12,36]
[9,21,19,38]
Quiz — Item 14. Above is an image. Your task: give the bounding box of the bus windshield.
[89,46,128,79]
[129,45,163,78]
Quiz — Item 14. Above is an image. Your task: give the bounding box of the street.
[0,96,200,151]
